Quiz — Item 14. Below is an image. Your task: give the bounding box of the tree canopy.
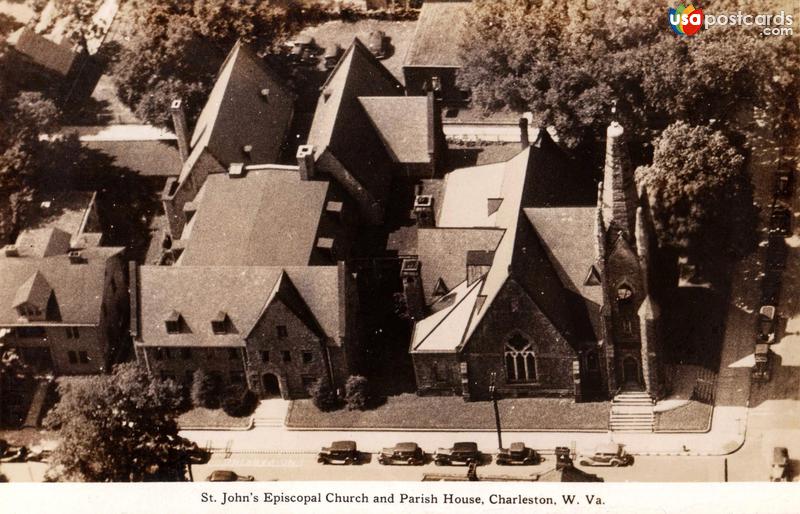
[44,362,193,482]
[636,122,758,278]
[458,0,800,154]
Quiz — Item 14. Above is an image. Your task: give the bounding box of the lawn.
[654,401,713,432]
[287,394,609,431]
[177,408,252,430]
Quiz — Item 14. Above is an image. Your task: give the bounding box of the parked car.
[496,442,541,465]
[324,43,343,70]
[578,443,633,467]
[756,305,777,344]
[760,271,782,305]
[775,169,793,197]
[206,470,254,481]
[766,235,788,271]
[378,442,424,465]
[770,447,790,481]
[769,206,792,236]
[317,440,360,465]
[753,343,772,382]
[0,444,27,463]
[367,30,387,59]
[434,442,480,466]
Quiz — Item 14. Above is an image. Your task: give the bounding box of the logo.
[669,4,704,35]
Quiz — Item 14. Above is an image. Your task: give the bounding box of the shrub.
[190,369,221,409]
[344,375,369,411]
[309,377,339,412]
[221,386,258,417]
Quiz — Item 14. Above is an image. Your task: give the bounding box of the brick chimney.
[297,145,315,181]
[519,117,529,149]
[171,99,190,163]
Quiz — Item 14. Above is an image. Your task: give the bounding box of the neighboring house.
[403,1,472,104]
[4,27,86,97]
[0,192,127,375]
[304,38,446,225]
[162,40,296,238]
[405,122,671,402]
[133,165,361,399]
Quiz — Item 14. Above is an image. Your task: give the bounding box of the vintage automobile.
[760,271,782,305]
[317,440,360,465]
[433,442,480,466]
[775,169,793,197]
[367,30,388,59]
[756,305,777,344]
[578,443,633,467]
[206,470,255,482]
[766,235,788,271]
[769,206,792,236]
[378,442,425,465]
[770,447,790,482]
[753,343,772,382]
[495,442,542,465]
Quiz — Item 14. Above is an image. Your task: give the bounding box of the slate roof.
[524,207,603,304]
[182,40,294,180]
[177,168,329,266]
[416,227,503,302]
[307,38,404,207]
[0,254,118,325]
[84,141,182,177]
[404,1,471,68]
[7,27,77,76]
[137,265,343,347]
[359,96,431,163]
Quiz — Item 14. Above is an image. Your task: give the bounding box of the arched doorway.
[622,357,640,389]
[261,373,281,397]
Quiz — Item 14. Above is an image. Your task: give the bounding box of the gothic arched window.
[504,334,537,383]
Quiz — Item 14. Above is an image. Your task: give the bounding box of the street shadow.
[663,286,727,371]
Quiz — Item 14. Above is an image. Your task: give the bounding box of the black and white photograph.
[0,0,798,512]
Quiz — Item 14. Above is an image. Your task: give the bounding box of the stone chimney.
[601,121,637,239]
[171,99,190,163]
[400,258,426,321]
[519,117,530,149]
[413,195,435,227]
[297,145,315,181]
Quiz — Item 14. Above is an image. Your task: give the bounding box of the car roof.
[331,440,357,451]
[395,442,419,452]
[509,442,526,452]
[453,442,478,451]
[209,470,236,480]
[595,443,620,454]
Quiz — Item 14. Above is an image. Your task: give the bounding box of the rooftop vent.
[4,245,19,257]
[228,162,244,178]
[260,88,270,100]
[68,250,85,264]
[322,87,333,101]
[242,144,253,156]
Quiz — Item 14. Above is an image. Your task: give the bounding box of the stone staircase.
[610,391,655,432]
[252,416,284,428]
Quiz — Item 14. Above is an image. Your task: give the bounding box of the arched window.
[616,282,633,301]
[504,334,537,383]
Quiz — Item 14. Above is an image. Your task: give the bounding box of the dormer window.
[165,310,183,334]
[211,311,229,335]
[616,283,633,301]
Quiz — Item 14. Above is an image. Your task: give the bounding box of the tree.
[221,385,258,417]
[190,368,221,409]
[44,362,193,482]
[636,122,758,280]
[459,0,800,156]
[344,375,369,411]
[308,377,339,412]
[53,0,103,51]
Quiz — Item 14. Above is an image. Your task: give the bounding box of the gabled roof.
[177,168,329,266]
[404,1,471,68]
[12,271,52,310]
[13,228,71,258]
[359,96,431,164]
[7,27,77,76]
[0,254,119,325]
[185,40,294,171]
[307,38,404,206]
[411,278,483,352]
[524,207,602,304]
[137,265,343,347]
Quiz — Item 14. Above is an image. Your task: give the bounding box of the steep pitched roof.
[307,38,404,207]
[0,255,118,325]
[359,96,432,163]
[13,228,72,258]
[177,168,329,266]
[185,40,294,172]
[12,271,52,310]
[137,265,343,347]
[7,27,77,76]
[404,1,471,68]
[524,207,602,304]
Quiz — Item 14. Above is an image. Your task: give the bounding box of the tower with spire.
[596,119,665,400]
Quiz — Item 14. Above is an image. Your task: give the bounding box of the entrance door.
[261,373,281,397]
[622,357,640,389]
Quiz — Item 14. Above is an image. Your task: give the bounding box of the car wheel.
[611,460,619,467]
[435,460,443,466]
[407,458,415,465]
[579,460,590,466]
[345,458,353,465]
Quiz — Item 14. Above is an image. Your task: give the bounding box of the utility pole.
[489,372,503,450]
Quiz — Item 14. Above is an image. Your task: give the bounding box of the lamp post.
[489,372,502,450]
